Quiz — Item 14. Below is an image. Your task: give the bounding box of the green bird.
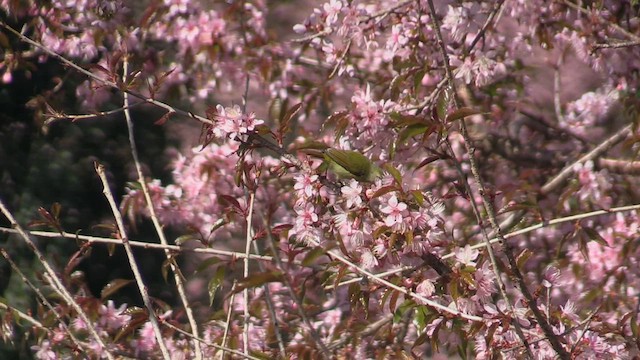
[321,148,383,183]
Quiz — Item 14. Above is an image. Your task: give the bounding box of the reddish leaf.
[101,279,134,300]
[445,107,483,122]
[154,111,175,126]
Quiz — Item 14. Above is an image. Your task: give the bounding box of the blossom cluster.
[3,0,640,358]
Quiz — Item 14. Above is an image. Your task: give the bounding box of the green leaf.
[411,190,424,206]
[234,271,283,294]
[389,112,431,127]
[302,246,325,267]
[383,163,402,186]
[195,257,222,274]
[208,267,225,306]
[175,234,197,246]
[393,299,415,323]
[516,248,533,269]
[398,124,428,144]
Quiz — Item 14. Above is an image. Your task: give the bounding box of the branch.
[242,192,255,357]
[0,249,85,352]
[426,0,564,357]
[95,163,171,360]
[121,55,202,360]
[0,227,283,262]
[0,200,115,360]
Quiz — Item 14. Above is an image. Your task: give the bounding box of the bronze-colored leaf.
[101,279,134,300]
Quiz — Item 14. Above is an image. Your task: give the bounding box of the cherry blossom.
[380,195,408,228]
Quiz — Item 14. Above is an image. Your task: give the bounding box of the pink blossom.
[416,279,435,298]
[380,195,407,227]
[294,173,319,198]
[455,245,479,267]
[134,321,157,353]
[541,265,560,288]
[323,0,343,26]
[473,263,495,300]
[98,300,131,331]
[341,179,362,208]
[360,248,378,269]
[2,70,12,83]
[442,3,475,43]
[31,341,56,360]
[295,203,318,227]
[453,56,475,84]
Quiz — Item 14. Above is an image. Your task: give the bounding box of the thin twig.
[263,218,332,358]
[243,192,255,357]
[0,227,284,262]
[121,55,203,360]
[493,124,633,240]
[598,157,640,174]
[0,249,86,353]
[44,102,144,126]
[554,51,566,124]
[221,281,237,359]
[250,242,287,357]
[426,0,555,357]
[328,202,640,289]
[0,200,115,360]
[95,163,171,359]
[468,0,506,51]
[290,0,414,43]
[306,234,483,321]
[0,24,212,125]
[0,301,45,331]
[561,0,640,42]
[592,40,640,49]
[0,23,305,172]
[160,318,263,360]
[326,314,393,351]
[541,124,633,194]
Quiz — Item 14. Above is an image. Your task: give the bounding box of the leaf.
[436,90,449,122]
[416,155,440,170]
[0,32,9,49]
[219,195,243,214]
[161,258,171,282]
[233,271,283,295]
[583,227,608,247]
[101,279,134,300]
[369,184,399,200]
[281,102,302,128]
[411,190,425,206]
[208,267,225,306]
[195,257,222,274]
[389,290,401,313]
[450,280,459,300]
[154,111,175,126]
[175,234,197,246]
[414,304,427,330]
[393,299,416,323]
[332,264,349,289]
[271,223,293,236]
[445,107,483,123]
[114,307,148,342]
[383,164,402,186]
[302,246,325,267]
[516,248,533,269]
[389,112,431,127]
